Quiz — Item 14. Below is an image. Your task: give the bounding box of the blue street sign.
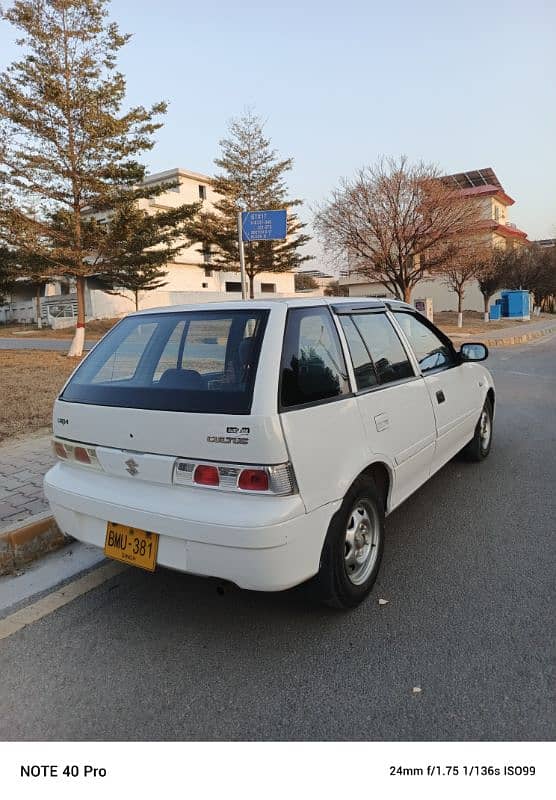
[241,210,287,242]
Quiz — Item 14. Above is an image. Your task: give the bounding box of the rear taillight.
[238,469,269,492]
[53,440,69,459]
[52,438,101,470]
[174,459,296,495]
[193,464,220,486]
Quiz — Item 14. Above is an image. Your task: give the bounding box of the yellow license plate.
[104,522,159,572]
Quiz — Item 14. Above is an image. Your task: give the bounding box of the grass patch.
[0,350,83,443]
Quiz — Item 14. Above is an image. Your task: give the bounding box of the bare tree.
[476,247,516,321]
[505,244,556,310]
[315,156,482,303]
[443,242,489,327]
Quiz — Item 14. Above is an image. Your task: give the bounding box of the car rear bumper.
[44,463,339,591]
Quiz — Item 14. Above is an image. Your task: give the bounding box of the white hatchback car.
[44,298,495,608]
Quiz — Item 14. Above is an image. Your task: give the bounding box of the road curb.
[0,512,68,576]
[450,324,556,348]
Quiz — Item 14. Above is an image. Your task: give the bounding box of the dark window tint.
[393,312,455,373]
[352,313,414,385]
[340,316,378,390]
[280,308,350,408]
[61,310,268,414]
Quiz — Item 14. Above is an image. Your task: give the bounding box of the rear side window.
[347,313,414,387]
[61,310,268,414]
[280,307,350,409]
[339,316,378,390]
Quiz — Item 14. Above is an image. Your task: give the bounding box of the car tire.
[463,397,493,462]
[312,476,385,609]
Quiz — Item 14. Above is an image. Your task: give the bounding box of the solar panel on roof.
[443,167,502,190]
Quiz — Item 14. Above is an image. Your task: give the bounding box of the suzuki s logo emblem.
[125,458,139,476]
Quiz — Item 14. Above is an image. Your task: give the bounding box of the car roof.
[130,296,415,316]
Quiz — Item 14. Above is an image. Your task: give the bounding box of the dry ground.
[0,318,119,340]
[0,350,83,443]
[0,311,551,444]
[1,312,549,341]
[433,310,546,336]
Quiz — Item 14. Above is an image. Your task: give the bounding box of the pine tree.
[189,110,312,298]
[95,198,199,310]
[0,0,196,355]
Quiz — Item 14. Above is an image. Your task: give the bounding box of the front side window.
[280,308,350,408]
[350,313,414,386]
[61,310,268,414]
[393,312,455,373]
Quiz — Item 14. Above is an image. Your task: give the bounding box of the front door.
[391,310,480,474]
[337,311,437,509]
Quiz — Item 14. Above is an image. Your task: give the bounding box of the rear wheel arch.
[358,461,392,512]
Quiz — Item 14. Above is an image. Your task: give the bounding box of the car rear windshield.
[60,310,269,414]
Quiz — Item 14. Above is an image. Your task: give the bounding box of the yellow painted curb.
[0,514,66,576]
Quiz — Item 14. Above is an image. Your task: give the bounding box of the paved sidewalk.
[0,434,54,531]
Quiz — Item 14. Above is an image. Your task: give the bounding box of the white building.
[1,167,297,326]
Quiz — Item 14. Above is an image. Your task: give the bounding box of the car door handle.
[374,413,390,432]
[436,390,446,404]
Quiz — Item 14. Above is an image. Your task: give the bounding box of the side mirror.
[460,342,488,362]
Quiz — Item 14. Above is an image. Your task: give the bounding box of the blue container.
[489,304,501,321]
[500,290,530,318]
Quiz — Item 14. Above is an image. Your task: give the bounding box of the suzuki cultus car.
[44,298,494,608]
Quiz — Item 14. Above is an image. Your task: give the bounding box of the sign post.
[237,211,248,299]
[236,209,287,299]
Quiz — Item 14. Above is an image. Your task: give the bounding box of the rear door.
[278,306,367,512]
[337,308,437,509]
[390,310,480,473]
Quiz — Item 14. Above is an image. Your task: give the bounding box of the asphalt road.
[0,335,554,741]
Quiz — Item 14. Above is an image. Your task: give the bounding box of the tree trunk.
[457,291,463,328]
[35,284,42,330]
[249,273,255,299]
[483,294,490,322]
[403,285,412,303]
[135,289,139,311]
[68,275,86,357]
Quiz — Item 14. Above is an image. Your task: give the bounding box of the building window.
[260,283,276,293]
[198,185,207,201]
[202,282,208,288]
[204,267,213,278]
[225,281,242,292]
